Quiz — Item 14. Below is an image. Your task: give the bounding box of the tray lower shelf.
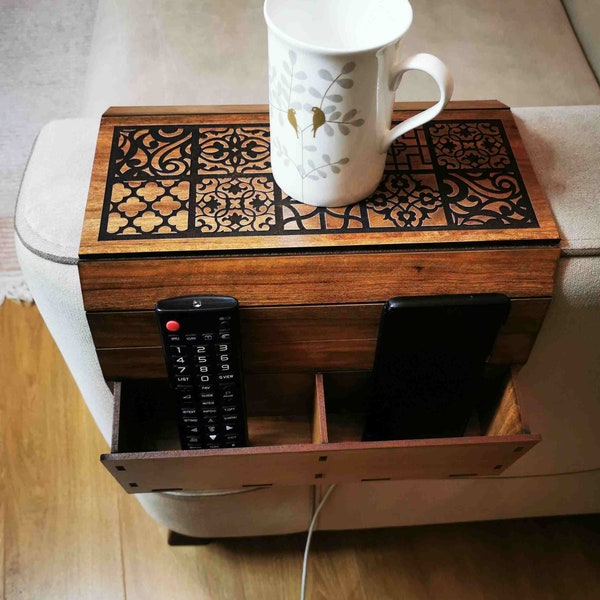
[102,370,540,493]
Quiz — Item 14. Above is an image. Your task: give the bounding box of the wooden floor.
[1,300,599,600]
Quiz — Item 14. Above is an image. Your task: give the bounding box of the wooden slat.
[313,373,329,444]
[79,247,559,312]
[93,298,552,379]
[102,100,509,118]
[96,330,538,380]
[87,298,550,349]
[485,376,524,437]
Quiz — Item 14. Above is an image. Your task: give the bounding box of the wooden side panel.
[313,373,329,444]
[485,376,525,436]
[93,298,551,379]
[96,335,536,379]
[102,434,539,493]
[87,298,550,349]
[79,247,559,312]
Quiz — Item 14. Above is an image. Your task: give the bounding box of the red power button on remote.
[166,320,180,332]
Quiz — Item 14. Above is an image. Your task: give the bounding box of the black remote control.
[155,295,248,450]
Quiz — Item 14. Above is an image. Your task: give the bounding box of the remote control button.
[192,344,209,354]
[170,344,186,355]
[184,424,201,435]
[174,365,190,375]
[166,320,180,332]
[218,330,232,341]
[181,407,199,417]
[185,333,199,343]
[205,424,218,435]
[222,413,239,424]
[221,405,238,414]
[218,363,231,372]
[200,398,217,408]
[205,433,221,445]
[218,373,235,382]
[203,415,218,424]
[182,417,199,426]
[194,354,209,365]
[216,343,230,353]
[168,334,183,343]
[175,375,193,386]
[202,333,214,342]
[197,374,214,384]
[186,435,202,445]
[223,423,238,433]
[201,407,218,417]
[224,433,241,443]
[219,385,237,401]
[177,391,194,403]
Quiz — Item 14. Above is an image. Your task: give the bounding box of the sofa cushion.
[82,0,600,116]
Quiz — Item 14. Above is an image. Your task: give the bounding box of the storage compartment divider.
[102,370,540,493]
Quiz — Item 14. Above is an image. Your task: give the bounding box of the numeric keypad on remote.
[156,296,248,450]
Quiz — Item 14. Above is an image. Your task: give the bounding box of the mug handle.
[382,53,454,150]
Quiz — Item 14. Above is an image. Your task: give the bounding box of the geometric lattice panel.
[99,119,538,241]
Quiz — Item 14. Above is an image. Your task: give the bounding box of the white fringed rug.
[0,217,31,304]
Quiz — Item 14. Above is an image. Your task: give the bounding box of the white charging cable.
[300,484,337,600]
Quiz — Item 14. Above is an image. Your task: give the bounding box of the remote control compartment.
[102,369,540,493]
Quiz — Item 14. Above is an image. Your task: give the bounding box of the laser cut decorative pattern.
[98,120,538,240]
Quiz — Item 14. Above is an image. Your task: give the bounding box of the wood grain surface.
[102,371,538,493]
[89,298,549,379]
[79,101,559,258]
[87,297,550,348]
[79,247,559,312]
[2,301,600,599]
[0,301,124,599]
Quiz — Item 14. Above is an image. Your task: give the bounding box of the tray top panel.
[80,102,559,258]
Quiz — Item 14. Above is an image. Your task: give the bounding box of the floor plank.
[2,300,600,599]
[0,301,125,600]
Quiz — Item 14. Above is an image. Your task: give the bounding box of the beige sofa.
[15,0,600,538]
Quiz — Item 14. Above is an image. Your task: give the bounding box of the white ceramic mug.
[264,0,453,207]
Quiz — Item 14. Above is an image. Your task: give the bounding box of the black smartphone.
[362,293,511,441]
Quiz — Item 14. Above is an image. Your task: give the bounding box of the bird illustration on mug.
[311,107,326,137]
[287,108,299,137]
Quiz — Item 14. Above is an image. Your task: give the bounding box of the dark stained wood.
[79,102,556,495]
[87,298,551,349]
[96,331,539,380]
[79,247,559,312]
[79,102,559,258]
[102,373,539,493]
[93,297,551,380]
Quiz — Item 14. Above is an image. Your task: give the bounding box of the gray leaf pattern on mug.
[269,57,364,199]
